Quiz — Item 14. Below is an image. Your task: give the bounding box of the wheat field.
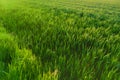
[0,0,120,80]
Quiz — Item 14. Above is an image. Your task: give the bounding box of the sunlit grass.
[0,0,21,9]
[0,0,120,80]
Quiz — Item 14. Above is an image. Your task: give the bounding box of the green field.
[0,0,120,80]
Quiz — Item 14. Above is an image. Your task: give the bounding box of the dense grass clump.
[0,22,58,80]
[0,0,120,80]
[0,22,16,79]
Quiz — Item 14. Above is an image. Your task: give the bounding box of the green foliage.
[0,0,120,80]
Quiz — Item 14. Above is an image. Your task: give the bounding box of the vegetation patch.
[0,0,120,80]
